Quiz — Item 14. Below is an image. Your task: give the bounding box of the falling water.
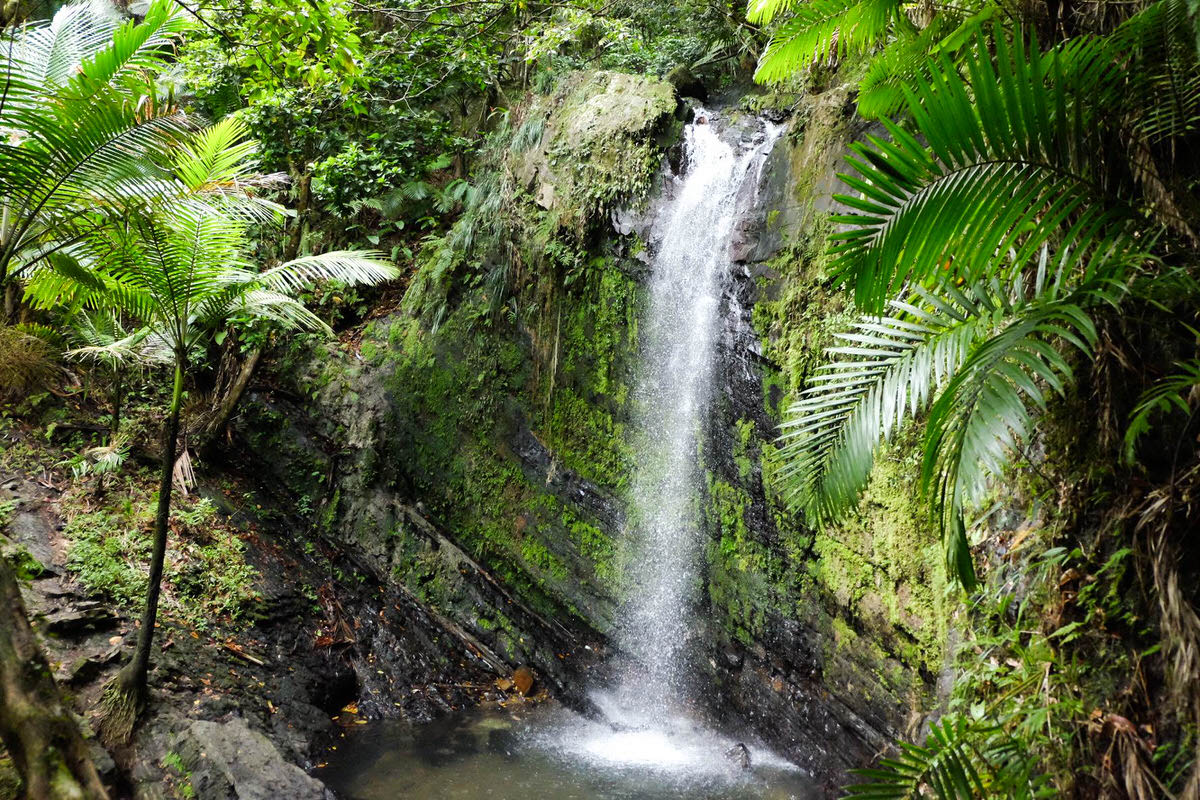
[615,111,782,714]
[317,111,815,799]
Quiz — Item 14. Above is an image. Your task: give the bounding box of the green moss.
[63,488,259,628]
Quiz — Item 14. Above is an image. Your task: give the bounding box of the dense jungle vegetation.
[0,0,1198,796]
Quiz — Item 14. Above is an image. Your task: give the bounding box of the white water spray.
[614,112,781,715]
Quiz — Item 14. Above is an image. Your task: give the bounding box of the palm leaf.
[259,251,398,293]
[753,0,903,83]
[776,284,989,526]
[830,31,1141,314]
[6,1,121,91]
[920,294,1101,585]
[1123,359,1200,463]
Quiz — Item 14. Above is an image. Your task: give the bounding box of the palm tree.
[0,0,192,318]
[770,4,1200,796]
[774,5,1198,585]
[27,118,399,741]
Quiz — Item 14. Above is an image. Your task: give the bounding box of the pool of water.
[316,703,817,800]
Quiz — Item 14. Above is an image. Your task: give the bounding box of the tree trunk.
[284,171,311,263]
[0,559,109,800]
[2,282,17,325]
[202,347,261,442]
[97,357,184,743]
[110,368,122,437]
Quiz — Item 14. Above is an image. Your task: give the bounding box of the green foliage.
[780,270,1110,587]
[64,487,259,625]
[750,0,905,84]
[846,716,1044,799]
[0,0,193,290]
[829,32,1140,314]
[1123,359,1200,463]
[775,13,1199,587]
[25,118,397,356]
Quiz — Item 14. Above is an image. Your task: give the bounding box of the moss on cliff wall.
[246,72,675,649]
[696,82,954,738]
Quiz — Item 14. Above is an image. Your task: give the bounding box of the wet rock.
[54,647,121,685]
[512,666,535,696]
[173,718,333,800]
[667,65,708,102]
[41,603,117,636]
[725,742,752,769]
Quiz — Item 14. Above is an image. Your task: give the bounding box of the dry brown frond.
[0,325,59,400]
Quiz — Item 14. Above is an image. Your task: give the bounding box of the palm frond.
[1112,0,1200,144]
[777,284,988,526]
[7,1,122,91]
[920,294,1101,585]
[753,0,903,84]
[1123,359,1200,463]
[259,251,398,293]
[63,0,193,102]
[830,31,1140,313]
[172,117,287,223]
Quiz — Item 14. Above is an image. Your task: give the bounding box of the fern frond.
[845,715,1039,799]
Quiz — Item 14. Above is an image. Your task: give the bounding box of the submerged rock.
[725,742,751,770]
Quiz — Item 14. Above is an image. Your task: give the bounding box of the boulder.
[173,719,332,800]
[666,65,708,101]
[725,742,751,770]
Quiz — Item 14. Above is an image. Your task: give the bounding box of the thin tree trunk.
[202,348,261,441]
[110,368,122,437]
[3,282,17,325]
[97,357,184,743]
[0,559,109,800]
[284,171,311,263]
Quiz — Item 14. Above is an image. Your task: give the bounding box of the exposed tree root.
[94,667,144,747]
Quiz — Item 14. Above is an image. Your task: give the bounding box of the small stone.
[512,666,534,696]
[495,677,514,692]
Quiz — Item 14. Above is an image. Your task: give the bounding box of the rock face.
[236,72,948,795]
[171,719,332,800]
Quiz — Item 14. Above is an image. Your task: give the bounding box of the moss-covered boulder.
[514,71,678,222]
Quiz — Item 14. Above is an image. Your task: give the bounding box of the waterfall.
[613,111,782,714]
[515,110,809,793]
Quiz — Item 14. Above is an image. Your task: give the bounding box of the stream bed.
[316,704,817,800]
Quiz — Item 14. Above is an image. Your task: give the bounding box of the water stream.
[320,111,814,799]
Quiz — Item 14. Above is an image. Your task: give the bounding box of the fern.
[845,715,1042,799]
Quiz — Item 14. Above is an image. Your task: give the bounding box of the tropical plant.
[775,9,1198,585]
[1123,358,1200,463]
[844,714,1044,799]
[0,0,193,316]
[0,323,58,399]
[748,0,907,83]
[26,119,398,741]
